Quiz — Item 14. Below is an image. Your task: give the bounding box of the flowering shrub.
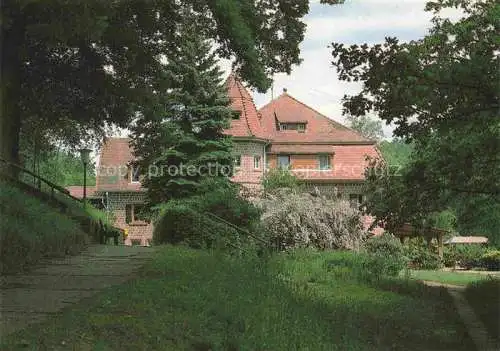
[259,190,368,251]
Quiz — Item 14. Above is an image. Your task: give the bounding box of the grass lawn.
[408,269,498,286]
[1,247,474,351]
[465,279,500,344]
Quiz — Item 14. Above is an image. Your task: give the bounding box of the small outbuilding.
[444,236,489,245]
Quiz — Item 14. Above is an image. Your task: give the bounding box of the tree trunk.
[0,5,24,175]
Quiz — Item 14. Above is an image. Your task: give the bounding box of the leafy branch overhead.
[1,0,340,167]
[332,0,499,196]
[344,0,499,243]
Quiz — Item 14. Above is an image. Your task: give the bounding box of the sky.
[236,0,461,138]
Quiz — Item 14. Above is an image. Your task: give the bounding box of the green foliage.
[131,22,234,202]
[22,149,96,186]
[453,195,500,247]
[262,168,301,193]
[361,234,407,280]
[0,181,88,274]
[3,0,318,166]
[185,179,262,229]
[404,239,442,270]
[346,114,384,141]
[443,245,488,269]
[429,209,457,231]
[378,140,413,168]
[153,179,261,250]
[153,203,242,251]
[479,250,500,271]
[333,0,499,241]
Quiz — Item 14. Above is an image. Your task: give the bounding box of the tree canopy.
[345,115,384,141]
[333,0,499,243]
[1,0,343,168]
[130,18,233,204]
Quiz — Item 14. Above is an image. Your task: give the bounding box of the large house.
[68,74,381,245]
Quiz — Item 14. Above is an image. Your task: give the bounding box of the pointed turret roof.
[224,73,267,140]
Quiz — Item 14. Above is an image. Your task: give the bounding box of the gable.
[259,93,371,143]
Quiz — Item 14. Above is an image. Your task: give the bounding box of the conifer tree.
[131,21,233,204]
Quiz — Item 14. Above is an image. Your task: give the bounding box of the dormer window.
[279,123,306,132]
[232,110,241,119]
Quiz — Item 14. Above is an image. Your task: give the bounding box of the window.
[125,204,149,225]
[232,110,241,119]
[130,166,140,183]
[254,155,261,169]
[278,155,291,169]
[133,204,145,222]
[318,155,331,170]
[279,123,307,131]
[349,194,364,208]
[233,155,241,168]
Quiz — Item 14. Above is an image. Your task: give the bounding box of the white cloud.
[250,0,463,138]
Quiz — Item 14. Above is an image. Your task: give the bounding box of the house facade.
[68,74,382,245]
[259,89,381,203]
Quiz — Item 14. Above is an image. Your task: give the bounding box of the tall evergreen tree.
[131,21,233,204]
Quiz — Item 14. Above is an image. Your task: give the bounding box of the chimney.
[283,88,288,93]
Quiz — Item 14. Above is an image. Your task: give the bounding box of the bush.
[259,190,368,251]
[360,234,407,280]
[0,181,88,274]
[262,168,301,193]
[153,179,262,252]
[443,245,488,269]
[478,250,500,271]
[404,238,442,270]
[187,179,261,229]
[153,202,244,250]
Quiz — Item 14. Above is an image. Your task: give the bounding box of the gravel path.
[0,245,155,338]
[422,280,498,351]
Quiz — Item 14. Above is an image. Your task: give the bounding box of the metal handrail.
[204,211,269,246]
[0,157,83,204]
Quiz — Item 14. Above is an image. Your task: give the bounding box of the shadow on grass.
[0,247,476,351]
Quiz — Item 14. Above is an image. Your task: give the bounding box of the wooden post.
[426,236,432,250]
[437,233,444,259]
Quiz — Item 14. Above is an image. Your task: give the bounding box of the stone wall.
[231,141,266,191]
[99,191,154,246]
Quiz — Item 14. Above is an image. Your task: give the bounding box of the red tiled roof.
[224,73,268,140]
[96,137,142,192]
[259,93,372,143]
[66,186,97,199]
[268,144,335,154]
[288,145,381,181]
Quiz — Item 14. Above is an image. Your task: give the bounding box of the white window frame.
[233,155,242,168]
[318,154,331,170]
[254,155,261,169]
[130,166,141,183]
[278,155,291,169]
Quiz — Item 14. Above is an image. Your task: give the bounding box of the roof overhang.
[299,179,365,184]
[232,136,270,144]
[270,141,376,145]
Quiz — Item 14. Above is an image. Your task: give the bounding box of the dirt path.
[422,280,498,351]
[0,245,155,338]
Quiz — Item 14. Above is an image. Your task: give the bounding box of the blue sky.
[245,0,461,138]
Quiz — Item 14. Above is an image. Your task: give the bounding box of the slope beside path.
[0,245,155,338]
